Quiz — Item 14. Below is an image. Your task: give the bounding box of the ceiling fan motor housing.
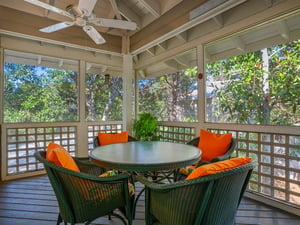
[66,4,82,17]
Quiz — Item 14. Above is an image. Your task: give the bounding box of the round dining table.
[89,141,201,173]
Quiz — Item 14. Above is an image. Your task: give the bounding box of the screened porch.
[0,0,299,223]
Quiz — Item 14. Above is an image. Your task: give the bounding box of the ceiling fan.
[24,0,137,44]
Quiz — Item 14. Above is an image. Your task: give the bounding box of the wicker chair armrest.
[137,174,214,192]
[138,161,256,191]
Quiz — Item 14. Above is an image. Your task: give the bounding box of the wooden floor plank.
[0,175,299,225]
[0,203,58,213]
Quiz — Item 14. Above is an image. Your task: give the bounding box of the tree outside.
[4,63,78,123]
[205,40,299,126]
[85,73,123,121]
[138,67,198,122]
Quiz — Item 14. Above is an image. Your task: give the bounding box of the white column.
[77,60,88,157]
[197,44,205,135]
[123,54,134,134]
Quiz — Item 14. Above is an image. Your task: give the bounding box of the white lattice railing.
[158,125,300,209]
[2,123,299,212]
[5,126,77,175]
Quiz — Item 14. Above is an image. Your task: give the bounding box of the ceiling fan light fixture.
[25,0,137,44]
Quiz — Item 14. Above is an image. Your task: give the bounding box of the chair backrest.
[186,137,236,163]
[141,161,255,225]
[34,151,132,225]
[200,162,254,225]
[93,134,137,148]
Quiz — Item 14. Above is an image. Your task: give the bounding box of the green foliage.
[4,61,123,123]
[133,113,159,141]
[206,40,299,125]
[85,73,123,121]
[4,64,78,122]
[138,67,198,122]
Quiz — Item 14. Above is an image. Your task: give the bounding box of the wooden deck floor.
[0,175,299,225]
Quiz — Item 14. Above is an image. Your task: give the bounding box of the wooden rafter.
[139,0,161,18]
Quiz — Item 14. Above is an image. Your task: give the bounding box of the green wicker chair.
[34,151,133,225]
[138,161,256,225]
[176,137,236,181]
[187,137,236,165]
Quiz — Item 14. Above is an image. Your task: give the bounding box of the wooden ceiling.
[0,0,250,54]
[0,0,188,53]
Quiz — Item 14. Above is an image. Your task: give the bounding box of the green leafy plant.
[133,113,159,141]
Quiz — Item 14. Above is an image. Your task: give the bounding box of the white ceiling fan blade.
[24,0,74,19]
[91,18,137,30]
[40,22,75,33]
[78,0,97,16]
[83,25,106,44]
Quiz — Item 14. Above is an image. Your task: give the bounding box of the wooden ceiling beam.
[130,0,207,52]
[130,0,247,53]
[117,1,142,29]
[164,59,178,69]
[264,0,273,8]
[213,14,224,27]
[173,58,188,68]
[235,37,246,52]
[109,0,122,20]
[176,32,188,43]
[137,69,146,78]
[146,47,156,56]
[157,42,168,51]
[139,0,161,18]
[278,20,290,40]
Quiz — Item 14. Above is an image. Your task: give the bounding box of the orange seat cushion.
[98,131,128,146]
[198,129,232,162]
[46,142,80,172]
[186,157,252,180]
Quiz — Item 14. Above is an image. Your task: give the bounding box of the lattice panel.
[87,124,123,150]
[158,125,196,143]
[211,129,300,208]
[6,126,77,175]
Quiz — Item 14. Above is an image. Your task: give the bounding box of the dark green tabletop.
[89,141,201,172]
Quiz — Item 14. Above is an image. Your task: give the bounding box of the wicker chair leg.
[56,214,62,225]
[110,212,128,225]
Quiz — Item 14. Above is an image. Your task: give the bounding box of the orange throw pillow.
[198,129,232,162]
[186,157,252,180]
[98,131,128,146]
[46,142,80,172]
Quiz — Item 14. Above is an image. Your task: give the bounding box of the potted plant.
[133,113,160,141]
